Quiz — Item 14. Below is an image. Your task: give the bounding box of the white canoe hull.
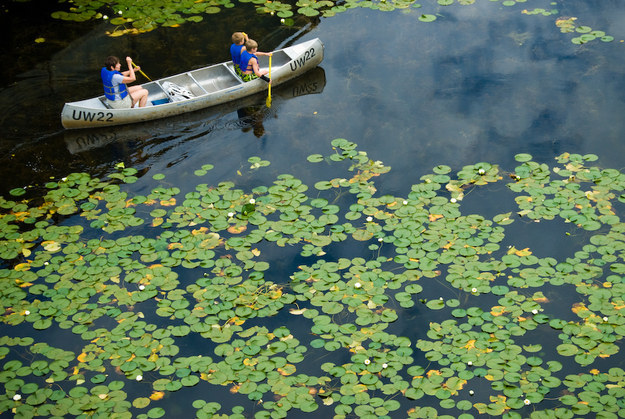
[61,38,324,129]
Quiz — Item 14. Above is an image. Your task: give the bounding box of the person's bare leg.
[129,85,149,107]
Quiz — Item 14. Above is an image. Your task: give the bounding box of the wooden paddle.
[266,54,272,108]
[131,61,152,81]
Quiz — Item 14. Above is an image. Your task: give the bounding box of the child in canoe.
[239,39,272,83]
[230,32,248,76]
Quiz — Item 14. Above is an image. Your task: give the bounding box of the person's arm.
[251,58,268,78]
[256,51,272,57]
[121,57,137,83]
[251,58,271,83]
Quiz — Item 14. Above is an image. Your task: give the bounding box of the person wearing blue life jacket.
[101,56,148,109]
[230,32,248,76]
[239,39,272,83]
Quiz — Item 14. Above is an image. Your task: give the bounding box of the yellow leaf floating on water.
[77,353,88,362]
[556,16,577,33]
[228,225,247,234]
[278,364,296,376]
[463,339,476,350]
[43,240,61,252]
[428,214,443,222]
[14,263,30,272]
[160,198,176,206]
[150,391,165,401]
[289,308,307,315]
[192,227,209,235]
[514,248,532,257]
[490,306,507,316]
[243,358,257,367]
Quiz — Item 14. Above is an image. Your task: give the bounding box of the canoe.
[63,67,326,153]
[61,38,324,129]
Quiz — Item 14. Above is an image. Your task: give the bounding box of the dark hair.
[104,56,120,70]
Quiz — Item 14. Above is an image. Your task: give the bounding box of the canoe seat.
[190,64,242,93]
[100,97,112,109]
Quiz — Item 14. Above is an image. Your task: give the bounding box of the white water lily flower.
[531,309,538,314]
[227,212,234,218]
[24,310,30,315]
[44,262,49,265]
[378,238,383,242]
[103,15,108,19]
[467,361,472,366]
[118,10,122,14]
[439,297,443,300]
[450,198,457,203]
[136,375,143,381]
[364,359,370,365]
[471,288,477,293]
[13,394,21,401]
[524,399,530,405]
[354,282,362,289]
[366,216,373,222]
[139,285,145,290]
[382,363,388,369]
[469,390,474,396]
[403,200,408,205]
[249,198,255,204]
[604,316,609,322]
[478,169,485,175]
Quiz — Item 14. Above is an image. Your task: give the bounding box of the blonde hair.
[245,39,258,50]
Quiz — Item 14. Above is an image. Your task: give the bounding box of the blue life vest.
[230,44,244,66]
[239,50,258,74]
[101,67,128,101]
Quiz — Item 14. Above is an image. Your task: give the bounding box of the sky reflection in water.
[1,2,625,196]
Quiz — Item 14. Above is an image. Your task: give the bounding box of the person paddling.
[101,56,148,108]
[239,39,272,83]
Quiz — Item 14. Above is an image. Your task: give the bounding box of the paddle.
[266,54,272,108]
[131,61,152,81]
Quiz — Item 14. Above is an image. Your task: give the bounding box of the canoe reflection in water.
[64,67,326,154]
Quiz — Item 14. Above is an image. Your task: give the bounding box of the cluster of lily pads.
[2,139,625,417]
[553,16,615,44]
[43,0,615,45]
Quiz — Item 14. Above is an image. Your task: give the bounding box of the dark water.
[2,1,625,197]
[2,0,625,416]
